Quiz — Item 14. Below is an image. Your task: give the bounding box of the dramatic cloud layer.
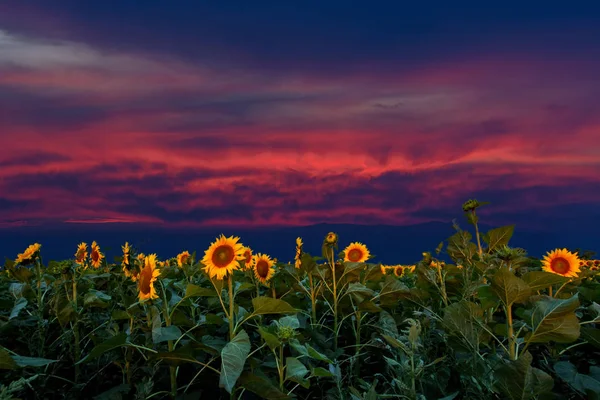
[1,2,599,230]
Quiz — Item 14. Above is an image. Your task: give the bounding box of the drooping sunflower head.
[253,253,275,285]
[74,242,88,265]
[177,251,191,268]
[138,254,161,301]
[241,247,254,270]
[90,241,104,269]
[541,248,581,278]
[15,243,41,265]
[325,232,338,245]
[343,242,370,263]
[393,265,404,277]
[202,234,245,280]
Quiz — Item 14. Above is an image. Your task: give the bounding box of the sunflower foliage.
[0,203,599,399]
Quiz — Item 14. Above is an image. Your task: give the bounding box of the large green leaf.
[285,357,309,388]
[554,361,600,398]
[238,372,291,399]
[442,301,488,350]
[581,327,600,349]
[289,340,333,364]
[524,295,580,344]
[11,355,58,368]
[0,347,17,370]
[152,325,182,344]
[258,326,281,351]
[219,329,251,393]
[491,268,531,307]
[251,297,297,316]
[9,297,28,320]
[185,283,217,298]
[494,351,554,400]
[483,225,514,252]
[77,333,128,364]
[84,290,112,309]
[345,282,375,303]
[522,271,569,292]
[446,230,478,262]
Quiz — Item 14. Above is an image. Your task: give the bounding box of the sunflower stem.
[506,304,516,360]
[472,210,483,257]
[161,282,178,398]
[72,268,81,383]
[228,274,235,340]
[330,248,339,351]
[271,284,277,299]
[554,281,571,298]
[35,256,45,357]
[548,285,553,297]
[308,273,317,325]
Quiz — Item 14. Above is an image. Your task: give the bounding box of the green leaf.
[154,343,201,366]
[234,282,254,296]
[477,285,500,309]
[311,367,334,377]
[9,297,28,320]
[522,271,569,292]
[251,297,297,316]
[77,333,128,364]
[524,295,580,344]
[494,351,554,400]
[358,300,382,313]
[285,357,309,388]
[382,335,409,353]
[93,384,131,400]
[111,310,130,321]
[554,361,600,397]
[238,372,292,399]
[483,225,515,252]
[0,347,18,370]
[11,355,58,368]
[442,301,488,350]
[289,340,333,364]
[84,290,112,308]
[277,315,300,329]
[258,326,281,351]
[219,329,251,393]
[581,327,600,349]
[152,325,182,344]
[185,283,217,298]
[491,268,531,307]
[346,282,375,303]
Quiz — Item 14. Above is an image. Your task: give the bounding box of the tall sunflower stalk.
[321,233,340,350]
[72,242,88,382]
[15,244,44,357]
[202,235,246,341]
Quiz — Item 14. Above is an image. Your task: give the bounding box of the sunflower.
[343,242,370,263]
[90,241,104,268]
[15,243,41,265]
[138,254,161,301]
[430,260,444,269]
[325,232,338,244]
[586,260,593,267]
[541,248,581,278]
[253,253,275,285]
[74,242,88,265]
[137,253,145,261]
[407,265,416,274]
[241,247,254,270]
[202,234,245,280]
[393,265,404,277]
[294,237,303,269]
[177,251,191,268]
[380,264,389,275]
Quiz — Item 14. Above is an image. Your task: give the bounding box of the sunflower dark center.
[244,251,252,264]
[394,267,403,276]
[212,245,234,268]
[139,265,152,294]
[348,249,363,262]
[256,260,270,278]
[550,257,570,274]
[91,250,99,262]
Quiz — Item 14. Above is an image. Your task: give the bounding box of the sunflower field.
[1,200,599,400]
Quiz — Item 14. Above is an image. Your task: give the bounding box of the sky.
[1,2,599,261]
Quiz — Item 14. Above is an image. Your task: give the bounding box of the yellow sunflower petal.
[541,248,581,278]
[343,242,370,263]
